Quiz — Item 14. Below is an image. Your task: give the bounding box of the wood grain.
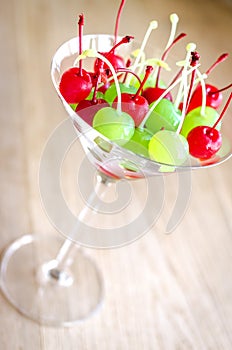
[0,0,232,349]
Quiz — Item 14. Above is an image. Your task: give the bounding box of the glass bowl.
[51,34,232,180]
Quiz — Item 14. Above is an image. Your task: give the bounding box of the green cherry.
[92,106,135,146]
[145,99,181,133]
[180,106,220,138]
[148,130,189,166]
[104,83,137,105]
[123,127,153,157]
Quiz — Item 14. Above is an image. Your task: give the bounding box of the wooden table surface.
[1,0,232,349]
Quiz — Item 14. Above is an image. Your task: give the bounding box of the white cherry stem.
[196,68,207,117]
[125,20,158,86]
[174,43,196,112]
[165,14,179,50]
[176,73,207,107]
[175,44,197,134]
[151,13,179,79]
[134,51,146,77]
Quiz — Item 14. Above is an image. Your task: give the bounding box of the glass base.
[0,233,103,327]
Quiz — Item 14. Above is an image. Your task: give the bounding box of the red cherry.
[75,61,109,125]
[59,67,92,104]
[75,99,109,126]
[186,53,230,113]
[187,84,223,112]
[113,66,153,126]
[142,87,172,105]
[113,93,149,127]
[59,14,93,103]
[188,83,232,113]
[94,36,134,77]
[99,52,125,75]
[187,126,222,159]
[187,92,232,159]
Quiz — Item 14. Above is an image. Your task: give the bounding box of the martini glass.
[0,34,231,327]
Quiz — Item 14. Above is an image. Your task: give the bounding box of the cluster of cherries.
[59,1,231,166]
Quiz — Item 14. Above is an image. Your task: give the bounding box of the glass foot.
[0,233,103,327]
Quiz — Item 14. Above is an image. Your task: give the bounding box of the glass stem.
[44,172,114,281]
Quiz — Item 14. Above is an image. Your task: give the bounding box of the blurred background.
[0,0,232,349]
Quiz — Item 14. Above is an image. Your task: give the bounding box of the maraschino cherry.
[94,35,134,77]
[75,60,109,125]
[76,48,135,145]
[186,53,229,112]
[59,14,92,103]
[104,68,140,104]
[187,82,232,112]
[187,92,232,159]
[112,66,153,127]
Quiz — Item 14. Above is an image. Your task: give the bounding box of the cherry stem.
[109,35,134,54]
[91,75,100,104]
[178,52,199,128]
[185,51,200,108]
[175,43,197,133]
[208,83,232,96]
[94,51,122,114]
[174,42,196,111]
[205,53,229,76]
[165,13,179,50]
[186,71,197,110]
[122,58,132,83]
[78,14,84,76]
[212,92,232,129]
[114,0,126,46]
[168,66,184,87]
[196,69,207,117]
[133,66,153,99]
[116,68,142,85]
[126,20,158,87]
[155,33,186,88]
[92,60,104,104]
